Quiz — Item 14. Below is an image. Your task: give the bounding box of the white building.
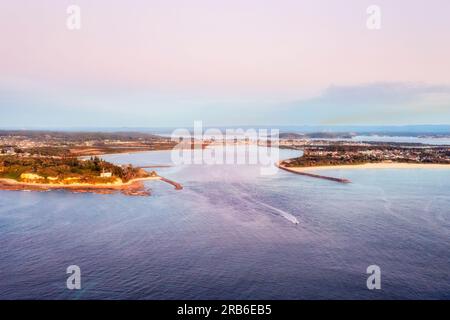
[100,171,112,178]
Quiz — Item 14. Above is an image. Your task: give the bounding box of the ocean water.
[0,148,449,299]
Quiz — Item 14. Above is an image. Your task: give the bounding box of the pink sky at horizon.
[2,0,450,95]
[1,0,450,126]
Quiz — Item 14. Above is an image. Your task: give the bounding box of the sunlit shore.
[294,162,450,171]
[0,173,183,196]
[0,176,160,188]
[0,176,161,196]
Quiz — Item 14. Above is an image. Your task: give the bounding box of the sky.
[1,0,450,128]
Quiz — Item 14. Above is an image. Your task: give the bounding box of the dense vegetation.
[0,156,148,183]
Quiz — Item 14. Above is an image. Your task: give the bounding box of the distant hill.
[1,125,449,138]
[279,133,306,139]
[279,132,355,139]
[0,130,163,141]
[277,125,450,136]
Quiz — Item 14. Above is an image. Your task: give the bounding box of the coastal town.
[275,134,450,183]
[281,143,450,167]
[0,130,177,157]
[1,129,449,192]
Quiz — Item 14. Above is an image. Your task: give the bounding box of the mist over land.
[1,124,450,137]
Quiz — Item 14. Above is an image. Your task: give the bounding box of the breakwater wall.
[278,164,351,184]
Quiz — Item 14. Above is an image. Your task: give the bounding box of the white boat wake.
[226,182,300,225]
[257,201,300,225]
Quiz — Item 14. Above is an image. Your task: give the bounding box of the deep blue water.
[0,148,449,299]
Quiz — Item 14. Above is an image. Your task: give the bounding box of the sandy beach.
[0,176,160,189]
[0,173,184,196]
[0,176,162,196]
[290,162,450,171]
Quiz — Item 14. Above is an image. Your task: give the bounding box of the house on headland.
[100,169,113,178]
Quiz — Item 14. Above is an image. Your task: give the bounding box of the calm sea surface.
[0,147,449,299]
